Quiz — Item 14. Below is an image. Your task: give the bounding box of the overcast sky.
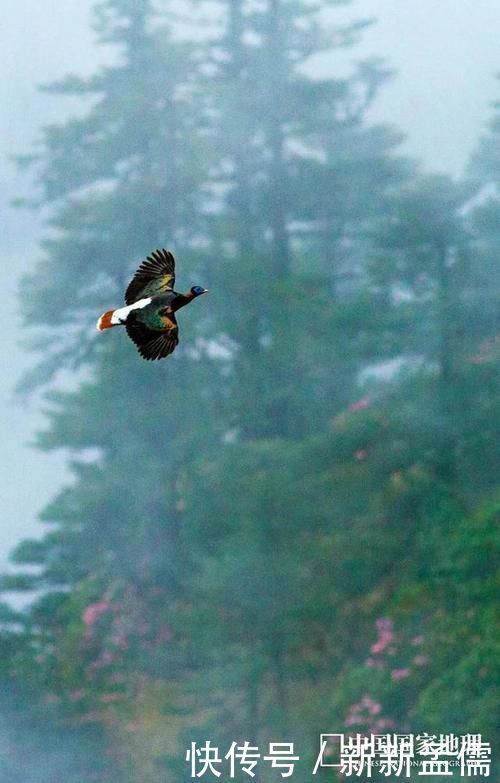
[2,0,500,582]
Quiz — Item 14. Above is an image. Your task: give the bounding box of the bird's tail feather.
[96,309,116,331]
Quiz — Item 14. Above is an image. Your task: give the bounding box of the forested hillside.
[1,1,498,780]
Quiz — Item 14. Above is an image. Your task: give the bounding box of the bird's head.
[191,286,208,297]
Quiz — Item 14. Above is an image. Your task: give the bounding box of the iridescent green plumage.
[126,302,179,360]
[97,249,207,360]
[125,249,175,304]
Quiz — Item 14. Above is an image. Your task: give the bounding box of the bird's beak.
[202,288,209,294]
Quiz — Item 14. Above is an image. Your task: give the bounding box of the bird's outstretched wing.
[125,249,176,305]
[125,310,179,360]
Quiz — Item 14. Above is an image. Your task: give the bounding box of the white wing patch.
[110,297,152,325]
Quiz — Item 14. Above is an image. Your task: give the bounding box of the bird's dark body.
[97,249,207,360]
[124,292,183,327]
[132,290,192,318]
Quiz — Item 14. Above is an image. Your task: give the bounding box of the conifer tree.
[167,0,411,752]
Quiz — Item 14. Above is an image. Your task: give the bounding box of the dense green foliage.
[2,0,498,780]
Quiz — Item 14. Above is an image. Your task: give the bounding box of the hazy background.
[0,2,498,780]
[0,0,498,596]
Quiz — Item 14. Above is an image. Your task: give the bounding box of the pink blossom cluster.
[110,614,130,651]
[347,620,432,737]
[345,695,381,725]
[82,601,114,629]
[111,631,129,651]
[368,618,429,678]
[370,617,395,655]
[391,668,410,681]
[345,695,394,734]
[349,397,370,412]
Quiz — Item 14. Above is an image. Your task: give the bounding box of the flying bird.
[96,249,207,360]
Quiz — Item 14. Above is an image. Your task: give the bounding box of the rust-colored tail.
[96,309,115,331]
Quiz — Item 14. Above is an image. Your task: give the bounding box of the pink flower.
[370,618,394,654]
[350,397,370,412]
[361,696,381,715]
[345,715,364,726]
[355,449,368,461]
[112,633,129,650]
[374,718,395,730]
[391,668,410,681]
[82,601,113,627]
[414,654,429,666]
[345,694,384,730]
